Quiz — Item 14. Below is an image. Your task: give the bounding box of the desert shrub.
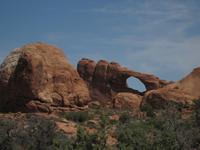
[119,111,131,124]
[117,119,155,150]
[141,103,155,117]
[99,114,110,128]
[1,102,200,150]
[90,106,116,117]
[0,115,73,150]
[117,117,182,150]
[52,133,74,150]
[194,99,200,108]
[117,101,200,150]
[50,107,200,149]
[194,99,200,126]
[174,119,200,150]
[163,101,187,112]
[141,101,187,118]
[11,115,59,150]
[71,126,108,150]
[70,111,111,149]
[0,119,16,150]
[60,111,89,123]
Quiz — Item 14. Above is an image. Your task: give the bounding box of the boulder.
[142,84,195,109]
[113,92,142,111]
[142,67,200,109]
[0,43,90,112]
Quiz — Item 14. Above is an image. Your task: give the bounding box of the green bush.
[1,101,200,150]
[116,105,200,150]
[0,119,16,150]
[117,119,179,150]
[194,99,200,126]
[60,111,89,123]
[52,133,74,150]
[141,103,155,117]
[65,126,108,150]
[0,115,71,150]
[119,111,131,124]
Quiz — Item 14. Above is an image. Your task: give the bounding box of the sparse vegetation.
[71,126,108,150]
[59,111,89,123]
[141,103,156,117]
[119,111,131,124]
[0,101,200,150]
[0,115,69,150]
[194,99,200,126]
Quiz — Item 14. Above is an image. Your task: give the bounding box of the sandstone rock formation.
[77,58,170,102]
[142,67,200,108]
[1,42,199,112]
[142,84,195,109]
[178,67,200,98]
[113,92,142,111]
[0,43,90,112]
[78,58,200,110]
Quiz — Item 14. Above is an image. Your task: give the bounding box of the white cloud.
[81,0,200,80]
[42,0,200,81]
[123,37,200,72]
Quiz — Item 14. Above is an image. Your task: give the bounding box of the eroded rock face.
[142,84,195,109]
[0,43,90,112]
[113,92,142,111]
[178,67,200,98]
[1,44,199,112]
[77,58,170,101]
[78,58,200,109]
[142,67,200,109]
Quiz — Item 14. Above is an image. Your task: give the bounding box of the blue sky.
[0,0,200,90]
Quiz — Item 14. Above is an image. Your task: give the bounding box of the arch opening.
[127,77,146,93]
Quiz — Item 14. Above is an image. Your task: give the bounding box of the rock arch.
[77,58,170,99]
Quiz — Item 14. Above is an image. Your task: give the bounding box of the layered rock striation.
[77,58,170,98]
[0,43,199,112]
[78,58,200,110]
[142,67,200,108]
[0,43,90,112]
